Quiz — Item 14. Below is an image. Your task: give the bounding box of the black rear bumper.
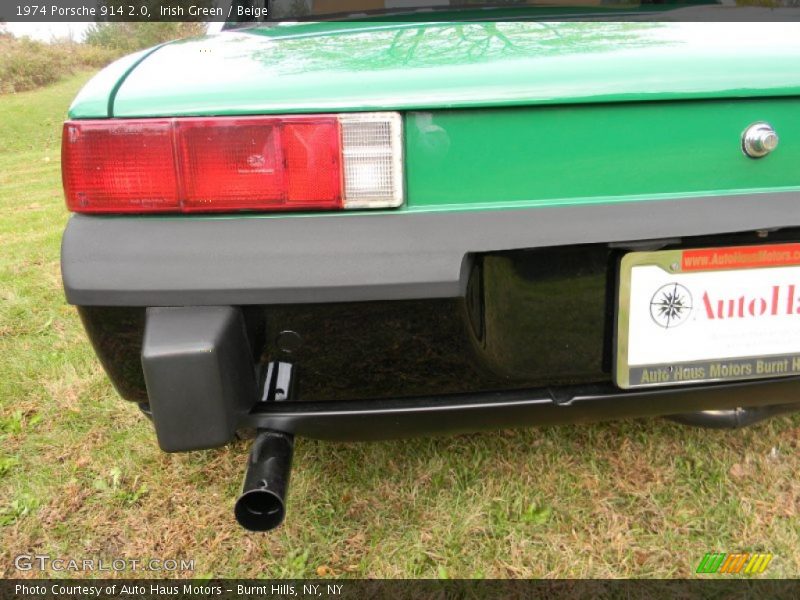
[61,191,800,307]
[66,215,800,449]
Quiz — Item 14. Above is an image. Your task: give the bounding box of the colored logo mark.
[696,553,772,575]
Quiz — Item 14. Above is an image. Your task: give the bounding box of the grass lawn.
[1,72,799,579]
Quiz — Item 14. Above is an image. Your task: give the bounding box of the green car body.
[70,21,800,212]
[62,18,800,466]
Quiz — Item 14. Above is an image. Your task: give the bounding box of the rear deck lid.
[106,22,800,118]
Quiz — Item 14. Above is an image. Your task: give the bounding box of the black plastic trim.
[242,377,800,440]
[62,191,800,306]
[142,306,257,451]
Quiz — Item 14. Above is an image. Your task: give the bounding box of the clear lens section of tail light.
[340,113,404,209]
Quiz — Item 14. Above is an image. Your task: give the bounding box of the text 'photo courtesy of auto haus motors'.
[58,18,800,531]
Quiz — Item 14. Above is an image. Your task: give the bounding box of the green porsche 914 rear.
[60,12,800,530]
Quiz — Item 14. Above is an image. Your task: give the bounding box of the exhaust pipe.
[667,403,800,429]
[235,430,294,532]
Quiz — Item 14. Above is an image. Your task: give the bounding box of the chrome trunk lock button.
[742,122,779,158]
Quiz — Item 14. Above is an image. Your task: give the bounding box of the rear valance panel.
[77,229,800,405]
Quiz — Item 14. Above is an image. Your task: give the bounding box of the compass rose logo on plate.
[650,283,693,329]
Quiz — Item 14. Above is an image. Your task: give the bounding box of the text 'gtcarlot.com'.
[13,554,194,572]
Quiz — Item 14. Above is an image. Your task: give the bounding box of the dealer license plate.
[615,243,800,389]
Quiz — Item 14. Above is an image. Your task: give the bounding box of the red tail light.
[62,113,403,214]
[62,120,179,213]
